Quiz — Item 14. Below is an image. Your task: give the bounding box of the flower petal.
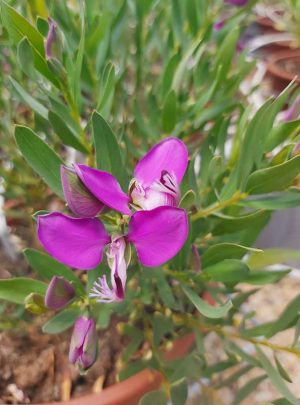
[75,164,131,215]
[127,206,188,267]
[134,137,188,188]
[61,166,104,217]
[37,213,110,269]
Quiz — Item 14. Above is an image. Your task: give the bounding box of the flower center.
[129,170,179,210]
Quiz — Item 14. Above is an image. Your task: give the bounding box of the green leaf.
[139,390,167,405]
[266,294,300,338]
[202,243,261,268]
[48,111,88,153]
[203,259,249,284]
[233,375,267,405]
[0,278,47,304]
[92,111,126,187]
[265,120,300,152]
[239,192,300,210]
[153,312,173,346]
[182,285,232,318]
[1,1,58,85]
[42,308,80,334]
[246,269,290,285]
[274,355,293,383]
[246,155,300,194]
[272,399,294,405]
[97,62,115,118]
[10,78,48,119]
[162,90,177,133]
[152,269,178,310]
[213,210,270,235]
[214,28,239,82]
[248,248,300,270]
[24,248,84,293]
[15,125,63,198]
[256,347,300,405]
[17,37,35,78]
[170,378,188,405]
[179,189,196,209]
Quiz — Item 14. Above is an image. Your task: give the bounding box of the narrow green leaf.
[15,125,63,198]
[233,375,267,405]
[24,248,84,293]
[266,120,300,152]
[239,192,300,210]
[92,111,126,187]
[97,62,115,118]
[10,78,48,119]
[1,1,58,85]
[256,347,300,405]
[162,90,177,133]
[17,37,35,78]
[48,111,88,153]
[246,270,290,285]
[0,278,47,304]
[246,155,300,194]
[170,378,188,405]
[139,390,167,405]
[182,285,232,318]
[203,259,249,284]
[213,210,270,235]
[152,269,178,310]
[42,308,80,334]
[202,243,261,268]
[274,355,293,383]
[248,248,300,270]
[266,294,300,338]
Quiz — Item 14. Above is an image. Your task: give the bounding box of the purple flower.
[45,18,58,59]
[62,137,188,215]
[37,207,188,293]
[45,276,75,310]
[37,138,189,302]
[224,0,248,6]
[69,317,97,370]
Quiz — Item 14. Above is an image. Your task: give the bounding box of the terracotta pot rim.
[267,49,300,84]
[35,333,195,405]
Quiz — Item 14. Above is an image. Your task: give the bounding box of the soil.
[0,217,125,404]
[0,320,124,404]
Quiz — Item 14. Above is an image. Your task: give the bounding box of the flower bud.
[45,18,62,60]
[45,276,75,310]
[69,317,97,371]
[25,293,47,314]
[224,0,248,5]
[61,166,104,217]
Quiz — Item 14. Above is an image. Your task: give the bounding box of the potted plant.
[1,1,300,404]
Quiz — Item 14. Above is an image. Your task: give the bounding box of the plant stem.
[191,191,248,221]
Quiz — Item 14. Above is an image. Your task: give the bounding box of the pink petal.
[75,164,131,215]
[61,165,104,217]
[134,137,188,188]
[37,213,110,270]
[127,206,188,267]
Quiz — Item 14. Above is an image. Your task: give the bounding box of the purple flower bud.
[214,19,226,31]
[191,244,201,273]
[224,0,248,6]
[61,165,104,217]
[45,276,75,310]
[282,96,300,122]
[69,317,97,370]
[45,18,58,59]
